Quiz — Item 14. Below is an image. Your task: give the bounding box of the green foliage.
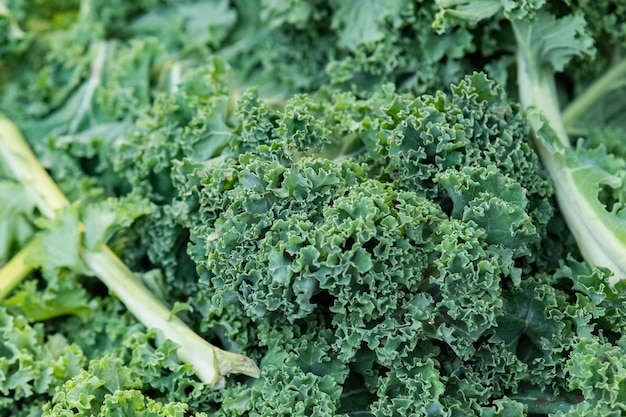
[0,307,85,412]
[167,74,564,414]
[42,335,212,417]
[0,180,36,263]
[3,1,626,416]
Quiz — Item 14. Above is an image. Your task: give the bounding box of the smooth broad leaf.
[331,0,405,50]
[0,180,37,262]
[3,274,93,321]
[434,0,549,33]
[81,195,152,251]
[565,84,626,139]
[26,206,86,273]
[130,0,238,49]
[21,196,149,270]
[511,12,594,73]
[492,280,566,358]
[337,374,375,416]
[434,0,503,31]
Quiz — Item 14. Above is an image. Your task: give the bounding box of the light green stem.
[0,0,25,39]
[0,239,35,299]
[0,119,69,217]
[513,23,626,281]
[512,21,569,147]
[83,248,260,387]
[0,118,260,386]
[68,41,108,134]
[562,57,626,129]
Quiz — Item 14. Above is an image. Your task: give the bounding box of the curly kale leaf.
[169,73,563,414]
[0,307,85,411]
[42,328,218,416]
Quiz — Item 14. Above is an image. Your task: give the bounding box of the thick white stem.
[514,30,626,282]
[169,62,182,94]
[533,133,626,281]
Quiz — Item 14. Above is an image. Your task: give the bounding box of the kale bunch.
[3,1,626,416]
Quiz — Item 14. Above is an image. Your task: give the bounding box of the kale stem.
[0,119,69,217]
[169,62,182,94]
[0,238,35,299]
[511,20,569,147]
[512,20,626,280]
[83,248,260,387]
[0,117,260,386]
[0,1,25,38]
[562,57,626,130]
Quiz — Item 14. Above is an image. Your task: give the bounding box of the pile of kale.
[2,1,626,416]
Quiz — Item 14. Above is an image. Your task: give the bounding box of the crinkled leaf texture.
[0,307,85,402]
[42,330,212,417]
[179,73,560,415]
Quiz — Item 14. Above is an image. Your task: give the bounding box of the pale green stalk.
[512,23,626,281]
[68,41,108,134]
[83,248,260,387]
[0,119,69,216]
[0,0,25,39]
[562,57,626,130]
[0,118,260,387]
[0,239,34,299]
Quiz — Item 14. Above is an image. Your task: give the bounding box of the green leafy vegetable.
[3,0,626,416]
[0,118,260,387]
